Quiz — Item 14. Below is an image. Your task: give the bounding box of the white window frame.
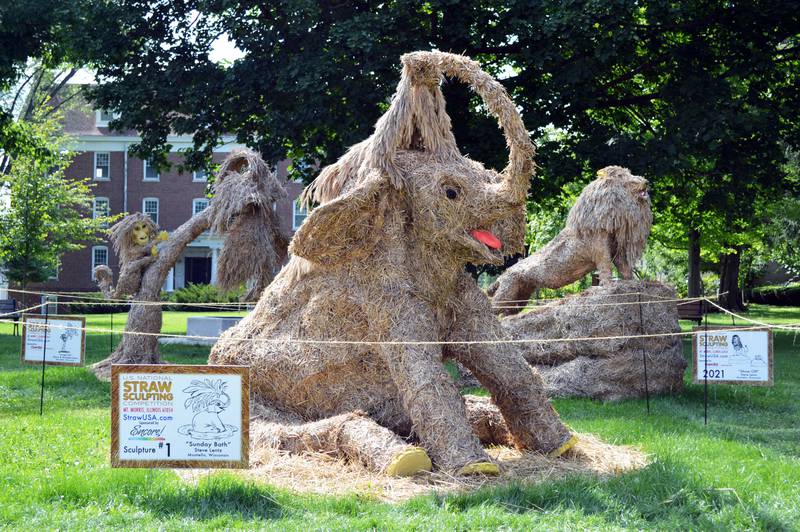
[192,169,208,182]
[192,198,209,216]
[95,109,119,127]
[93,197,110,228]
[292,199,309,230]
[93,152,111,180]
[143,159,160,181]
[143,197,159,225]
[91,246,109,280]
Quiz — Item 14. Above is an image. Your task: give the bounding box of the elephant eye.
[445,187,458,200]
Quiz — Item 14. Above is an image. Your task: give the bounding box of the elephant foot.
[457,461,500,476]
[385,447,432,476]
[549,434,579,457]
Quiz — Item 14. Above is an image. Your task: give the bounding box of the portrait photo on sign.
[692,327,773,386]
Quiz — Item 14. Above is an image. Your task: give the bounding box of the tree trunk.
[91,210,212,380]
[687,228,702,298]
[718,246,746,312]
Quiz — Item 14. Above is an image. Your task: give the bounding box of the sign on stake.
[21,314,86,366]
[111,364,250,469]
[692,326,773,386]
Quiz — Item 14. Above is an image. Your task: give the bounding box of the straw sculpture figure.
[489,167,652,314]
[210,51,576,477]
[93,213,166,300]
[209,150,289,300]
[91,149,288,380]
[500,280,687,400]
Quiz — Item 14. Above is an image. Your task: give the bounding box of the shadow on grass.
[140,474,287,521]
[419,458,793,529]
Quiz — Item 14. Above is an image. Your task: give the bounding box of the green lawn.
[0,307,798,530]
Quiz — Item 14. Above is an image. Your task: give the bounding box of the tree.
[0,0,120,153]
[0,111,111,301]
[22,0,797,308]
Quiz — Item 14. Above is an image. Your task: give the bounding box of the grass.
[0,306,798,530]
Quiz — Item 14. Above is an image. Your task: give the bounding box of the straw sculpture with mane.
[209,150,289,300]
[91,150,288,380]
[489,166,652,314]
[210,51,576,477]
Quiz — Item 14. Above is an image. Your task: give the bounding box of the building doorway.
[184,256,212,285]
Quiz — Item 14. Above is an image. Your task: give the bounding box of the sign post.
[21,313,86,414]
[111,364,249,469]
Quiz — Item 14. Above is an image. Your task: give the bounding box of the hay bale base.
[500,280,687,401]
[177,434,647,503]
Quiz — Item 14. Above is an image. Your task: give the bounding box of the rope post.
[39,302,49,416]
[703,308,709,426]
[637,293,650,415]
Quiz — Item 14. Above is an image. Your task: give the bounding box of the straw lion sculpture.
[210,51,576,476]
[489,166,652,314]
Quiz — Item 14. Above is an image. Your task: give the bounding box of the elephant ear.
[289,176,389,267]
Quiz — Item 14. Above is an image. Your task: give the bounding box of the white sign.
[693,327,773,385]
[111,365,249,468]
[21,314,86,366]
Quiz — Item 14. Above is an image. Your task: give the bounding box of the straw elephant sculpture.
[210,51,576,476]
[489,166,652,314]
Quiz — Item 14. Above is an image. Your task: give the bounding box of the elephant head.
[290,52,533,273]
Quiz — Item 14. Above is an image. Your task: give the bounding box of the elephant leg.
[447,275,577,457]
[380,299,496,474]
[251,401,431,476]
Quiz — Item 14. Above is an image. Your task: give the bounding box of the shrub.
[746,283,800,306]
[161,283,246,311]
[65,292,130,314]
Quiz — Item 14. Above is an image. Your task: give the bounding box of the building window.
[94,152,110,180]
[95,109,118,127]
[143,197,159,225]
[93,197,110,228]
[143,159,160,181]
[91,246,109,279]
[292,199,309,230]
[192,198,209,216]
[193,169,208,182]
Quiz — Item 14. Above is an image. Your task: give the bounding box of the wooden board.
[111,364,250,469]
[20,314,86,366]
[692,326,773,386]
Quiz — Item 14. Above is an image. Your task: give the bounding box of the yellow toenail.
[385,447,432,476]
[549,434,579,457]
[457,461,500,475]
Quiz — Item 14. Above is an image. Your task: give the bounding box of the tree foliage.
[0,111,113,288]
[3,0,799,305]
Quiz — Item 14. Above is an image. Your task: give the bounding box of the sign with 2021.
[21,314,86,366]
[692,327,773,386]
[111,364,250,468]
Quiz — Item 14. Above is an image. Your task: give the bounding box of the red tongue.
[470,229,502,250]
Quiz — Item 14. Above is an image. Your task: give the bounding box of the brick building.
[21,106,305,295]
